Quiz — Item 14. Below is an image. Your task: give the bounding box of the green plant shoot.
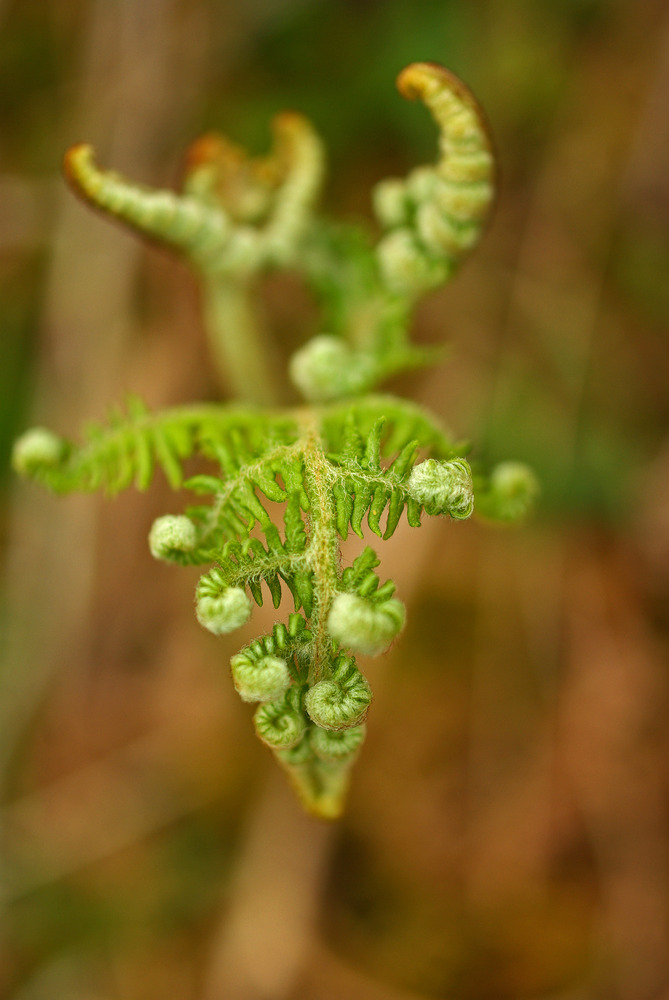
[13,63,537,819]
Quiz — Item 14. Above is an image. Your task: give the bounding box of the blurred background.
[2,1,669,998]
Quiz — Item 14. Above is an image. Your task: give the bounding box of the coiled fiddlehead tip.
[230,652,291,703]
[289,335,375,402]
[481,461,539,523]
[376,62,496,299]
[310,723,366,762]
[396,62,495,161]
[289,335,347,401]
[407,457,474,519]
[195,587,252,636]
[397,62,482,118]
[327,592,406,656]
[396,62,435,100]
[12,427,68,477]
[63,143,94,191]
[305,657,372,731]
[148,514,197,562]
[254,687,307,749]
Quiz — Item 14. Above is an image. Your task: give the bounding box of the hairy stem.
[301,412,340,684]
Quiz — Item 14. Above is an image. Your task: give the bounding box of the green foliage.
[12,63,536,819]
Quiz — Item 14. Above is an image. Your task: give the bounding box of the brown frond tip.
[182,111,323,225]
[62,143,96,203]
[184,132,238,173]
[396,62,495,152]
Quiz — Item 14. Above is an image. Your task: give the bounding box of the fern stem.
[202,277,282,406]
[300,412,340,684]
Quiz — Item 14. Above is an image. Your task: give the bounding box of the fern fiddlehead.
[13,63,537,819]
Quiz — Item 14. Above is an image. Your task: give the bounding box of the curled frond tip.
[396,62,486,125]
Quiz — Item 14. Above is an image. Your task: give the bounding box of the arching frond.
[13,399,299,497]
[374,62,496,298]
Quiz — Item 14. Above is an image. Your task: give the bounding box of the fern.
[13,63,537,819]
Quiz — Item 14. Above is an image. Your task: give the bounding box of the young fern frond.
[374,62,495,297]
[291,62,495,404]
[13,400,300,497]
[13,63,537,819]
[65,111,325,277]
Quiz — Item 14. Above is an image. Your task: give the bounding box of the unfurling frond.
[65,113,325,279]
[14,63,534,820]
[375,62,495,298]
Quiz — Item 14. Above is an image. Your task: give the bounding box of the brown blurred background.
[2,1,669,998]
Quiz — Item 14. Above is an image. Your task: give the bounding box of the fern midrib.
[220,549,307,590]
[300,410,339,685]
[328,464,406,491]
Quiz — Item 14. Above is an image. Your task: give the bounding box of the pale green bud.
[12,427,67,476]
[407,457,473,519]
[305,656,372,732]
[327,592,405,656]
[195,587,252,635]
[310,723,366,762]
[254,687,307,749]
[290,335,347,402]
[289,335,375,403]
[148,514,197,562]
[230,652,291,703]
[487,461,538,522]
